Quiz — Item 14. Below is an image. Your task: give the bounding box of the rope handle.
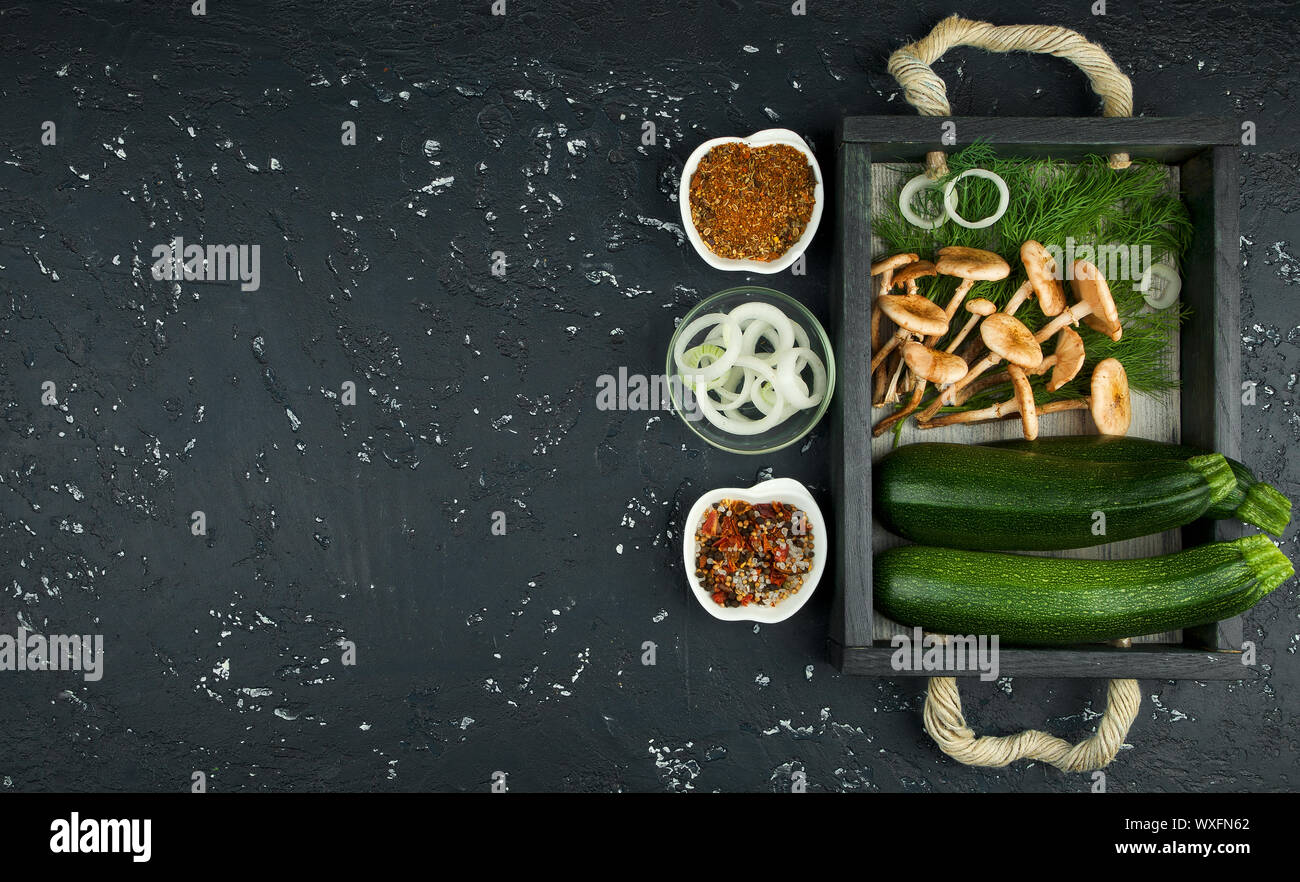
[887,14,1134,177]
[924,677,1141,772]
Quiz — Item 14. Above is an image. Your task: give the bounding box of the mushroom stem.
[870,301,883,354]
[870,331,905,372]
[874,343,968,436]
[921,278,977,349]
[945,312,982,355]
[920,397,1021,428]
[1034,303,1092,342]
[1002,279,1034,316]
[920,364,1038,439]
[883,348,909,403]
[944,298,996,356]
[873,381,925,436]
[1034,399,1091,416]
[939,278,976,321]
[954,356,1057,405]
[873,348,889,405]
[953,370,1013,405]
[932,351,999,408]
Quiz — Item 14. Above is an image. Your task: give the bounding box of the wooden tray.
[828,116,1253,679]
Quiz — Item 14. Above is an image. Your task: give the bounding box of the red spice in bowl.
[688,142,817,262]
[693,498,815,608]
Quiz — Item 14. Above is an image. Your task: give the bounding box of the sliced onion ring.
[899,172,948,230]
[942,168,1010,230]
[674,312,740,383]
[1139,262,1182,310]
[694,382,789,435]
[774,347,827,409]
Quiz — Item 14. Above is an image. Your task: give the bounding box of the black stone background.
[0,0,1296,793]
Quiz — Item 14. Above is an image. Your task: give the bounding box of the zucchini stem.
[1235,534,1295,597]
[1187,453,1235,507]
[1234,482,1293,537]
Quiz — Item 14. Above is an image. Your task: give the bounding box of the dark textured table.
[1,0,1295,793]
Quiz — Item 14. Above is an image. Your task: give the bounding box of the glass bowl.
[665,286,835,455]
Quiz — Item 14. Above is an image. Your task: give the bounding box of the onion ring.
[942,168,1010,230]
[899,172,948,230]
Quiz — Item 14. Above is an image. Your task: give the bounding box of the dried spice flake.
[688,142,817,261]
[694,499,815,608]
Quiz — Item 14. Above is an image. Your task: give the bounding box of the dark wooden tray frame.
[828,116,1255,679]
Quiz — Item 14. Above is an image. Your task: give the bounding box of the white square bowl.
[678,128,824,274]
[682,477,828,623]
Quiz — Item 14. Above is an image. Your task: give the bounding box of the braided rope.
[924,677,1142,772]
[887,15,1134,176]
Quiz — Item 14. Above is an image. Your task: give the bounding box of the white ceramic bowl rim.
[678,128,825,275]
[682,477,827,624]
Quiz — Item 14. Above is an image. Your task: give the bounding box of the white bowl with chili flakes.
[683,478,827,623]
[679,128,824,274]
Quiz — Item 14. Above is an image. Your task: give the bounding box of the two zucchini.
[872,440,1294,646]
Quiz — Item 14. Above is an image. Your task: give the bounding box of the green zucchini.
[874,534,1293,645]
[875,442,1235,551]
[987,435,1291,536]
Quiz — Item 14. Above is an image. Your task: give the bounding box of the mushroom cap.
[936,246,1011,282]
[1089,357,1131,435]
[1020,240,1067,317]
[871,253,920,276]
[1046,325,1087,392]
[903,342,968,385]
[1007,364,1039,440]
[979,312,1043,368]
[1070,260,1122,341]
[879,293,949,336]
[965,297,997,317]
[890,260,938,290]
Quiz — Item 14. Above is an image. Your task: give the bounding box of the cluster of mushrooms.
[869,242,1132,440]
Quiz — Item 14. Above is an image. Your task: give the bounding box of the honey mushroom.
[870,291,949,372]
[927,255,1119,417]
[916,311,1041,422]
[876,261,940,405]
[1034,259,1123,343]
[869,252,920,364]
[1030,357,1132,436]
[1004,240,1067,318]
[937,357,1132,438]
[871,341,968,437]
[924,247,1010,349]
[953,325,1086,405]
[875,297,989,432]
[871,252,920,293]
[947,241,1062,373]
[921,363,1040,439]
